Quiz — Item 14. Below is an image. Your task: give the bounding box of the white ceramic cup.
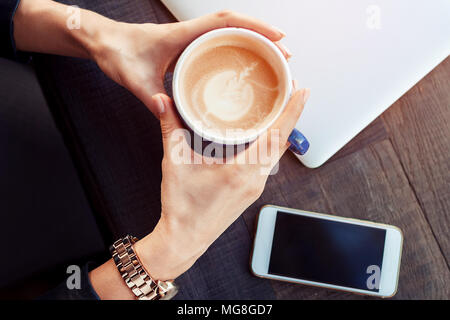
[172,27,292,145]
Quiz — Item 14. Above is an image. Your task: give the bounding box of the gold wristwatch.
[110,235,178,300]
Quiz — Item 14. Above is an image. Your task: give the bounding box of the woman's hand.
[134,84,310,281]
[91,86,309,299]
[14,1,291,118]
[14,2,290,118]
[90,10,291,117]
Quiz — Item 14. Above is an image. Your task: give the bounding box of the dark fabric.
[0,0,20,59]
[38,263,100,300]
[0,57,105,297]
[33,0,276,299]
[0,0,29,61]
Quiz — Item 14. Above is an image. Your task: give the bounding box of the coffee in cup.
[173,28,292,145]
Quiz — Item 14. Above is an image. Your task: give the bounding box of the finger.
[280,143,290,155]
[268,86,310,154]
[153,94,185,147]
[184,10,285,42]
[134,82,166,119]
[274,41,292,60]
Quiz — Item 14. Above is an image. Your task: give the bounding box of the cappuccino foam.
[178,34,286,136]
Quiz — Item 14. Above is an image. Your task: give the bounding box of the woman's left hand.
[91,10,290,117]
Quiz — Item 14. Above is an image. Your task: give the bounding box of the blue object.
[288,128,310,155]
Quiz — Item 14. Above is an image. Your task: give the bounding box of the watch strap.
[109,235,177,300]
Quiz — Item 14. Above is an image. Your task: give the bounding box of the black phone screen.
[268,211,386,292]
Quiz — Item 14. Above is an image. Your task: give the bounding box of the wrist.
[134,219,207,281]
[13,0,109,59]
[70,9,118,61]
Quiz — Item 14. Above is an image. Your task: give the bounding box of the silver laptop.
[162,0,450,168]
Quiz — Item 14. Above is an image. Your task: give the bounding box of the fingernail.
[303,88,311,104]
[155,95,165,114]
[293,79,299,91]
[272,25,286,37]
[280,43,292,57]
[288,128,310,155]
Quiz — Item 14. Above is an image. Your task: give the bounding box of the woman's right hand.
[135,85,310,281]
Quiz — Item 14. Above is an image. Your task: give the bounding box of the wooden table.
[246,57,450,299]
[154,2,450,299]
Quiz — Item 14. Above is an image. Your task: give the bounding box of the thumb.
[135,81,166,118]
[152,93,185,144]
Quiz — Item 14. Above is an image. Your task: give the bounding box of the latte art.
[179,37,285,135]
[202,69,255,122]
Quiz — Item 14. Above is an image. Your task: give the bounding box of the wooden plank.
[382,57,450,263]
[245,140,450,299]
[329,118,388,163]
[316,140,449,299]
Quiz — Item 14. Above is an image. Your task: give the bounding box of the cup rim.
[172,27,292,145]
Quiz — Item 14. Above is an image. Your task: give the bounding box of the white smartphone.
[251,205,403,298]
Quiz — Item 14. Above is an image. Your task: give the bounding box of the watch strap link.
[110,235,176,300]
